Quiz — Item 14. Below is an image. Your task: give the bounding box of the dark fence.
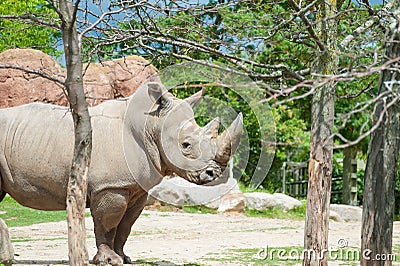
[281,161,357,204]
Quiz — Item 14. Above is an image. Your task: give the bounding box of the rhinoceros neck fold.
[123,85,165,187]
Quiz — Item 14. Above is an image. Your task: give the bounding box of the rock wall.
[0,48,158,108]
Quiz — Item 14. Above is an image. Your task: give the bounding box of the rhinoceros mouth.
[198,171,217,184]
[183,161,224,185]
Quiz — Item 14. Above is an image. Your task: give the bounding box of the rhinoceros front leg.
[114,193,147,264]
[90,190,128,266]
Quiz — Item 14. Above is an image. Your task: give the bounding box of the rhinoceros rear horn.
[215,113,243,163]
[148,82,172,108]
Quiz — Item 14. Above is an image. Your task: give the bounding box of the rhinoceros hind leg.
[93,244,123,266]
[114,193,147,264]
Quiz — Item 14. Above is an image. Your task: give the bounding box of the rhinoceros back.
[0,103,75,210]
[0,100,142,211]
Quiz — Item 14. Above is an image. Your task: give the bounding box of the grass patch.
[182,205,218,214]
[11,237,68,243]
[245,201,306,220]
[0,196,90,227]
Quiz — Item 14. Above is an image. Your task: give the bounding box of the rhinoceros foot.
[93,244,123,266]
[122,254,132,264]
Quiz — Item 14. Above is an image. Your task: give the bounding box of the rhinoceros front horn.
[215,113,243,163]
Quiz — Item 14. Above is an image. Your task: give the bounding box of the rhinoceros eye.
[181,141,191,150]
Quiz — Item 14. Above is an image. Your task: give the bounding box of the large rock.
[245,192,277,211]
[329,210,344,222]
[273,193,302,211]
[148,177,240,208]
[244,192,302,211]
[0,48,67,107]
[0,218,13,265]
[0,48,158,108]
[82,55,159,106]
[217,191,246,213]
[330,204,362,222]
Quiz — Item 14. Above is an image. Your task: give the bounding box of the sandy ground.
[7,210,400,265]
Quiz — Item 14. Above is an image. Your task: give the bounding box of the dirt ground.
[8,210,400,266]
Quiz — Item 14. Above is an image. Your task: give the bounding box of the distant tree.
[0,0,60,56]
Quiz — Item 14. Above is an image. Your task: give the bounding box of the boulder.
[0,48,67,107]
[244,192,302,211]
[273,193,302,211]
[148,177,239,208]
[217,191,246,213]
[147,185,185,207]
[245,192,277,211]
[0,48,158,108]
[0,218,13,265]
[329,210,344,222]
[330,204,362,222]
[82,55,159,106]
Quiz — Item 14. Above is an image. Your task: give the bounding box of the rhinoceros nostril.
[206,169,214,177]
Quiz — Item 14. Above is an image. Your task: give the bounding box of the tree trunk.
[303,0,337,265]
[59,1,92,265]
[361,8,400,265]
[0,218,13,266]
[343,147,357,205]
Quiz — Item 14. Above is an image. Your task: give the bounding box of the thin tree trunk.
[343,147,357,205]
[303,0,337,265]
[361,8,400,265]
[59,1,92,265]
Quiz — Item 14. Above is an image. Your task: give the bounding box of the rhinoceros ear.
[185,87,205,108]
[148,82,172,109]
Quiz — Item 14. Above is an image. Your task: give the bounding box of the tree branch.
[0,64,65,86]
[0,14,60,29]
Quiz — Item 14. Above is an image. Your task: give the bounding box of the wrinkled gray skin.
[0,82,242,265]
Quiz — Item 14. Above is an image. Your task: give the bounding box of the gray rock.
[329,210,344,222]
[244,192,302,211]
[273,193,302,211]
[245,192,277,211]
[330,204,362,222]
[217,191,246,213]
[148,183,185,207]
[148,177,239,207]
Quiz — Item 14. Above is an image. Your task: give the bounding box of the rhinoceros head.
[146,82,243,185]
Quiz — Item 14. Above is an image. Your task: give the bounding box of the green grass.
[0,196,90,227]
[245,201,307,220]
[182,205,218,214]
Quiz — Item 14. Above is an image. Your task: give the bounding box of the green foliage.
[0,0,60,56]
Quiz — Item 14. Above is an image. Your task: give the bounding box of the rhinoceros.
[0,81,242,265]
